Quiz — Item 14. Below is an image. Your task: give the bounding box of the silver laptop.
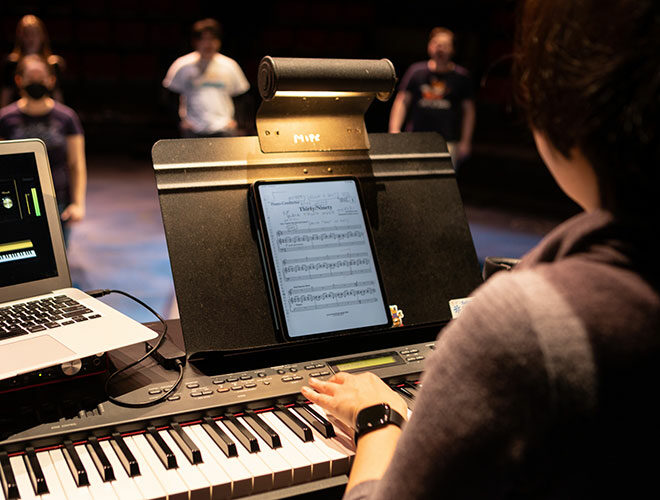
[0,138,157,380]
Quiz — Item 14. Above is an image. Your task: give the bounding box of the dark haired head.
[515,0,660,216]
[10,14,52,61]
[192,18,222,42]
[429,27,454,43]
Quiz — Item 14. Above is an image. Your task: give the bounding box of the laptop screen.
[0,152,58,288]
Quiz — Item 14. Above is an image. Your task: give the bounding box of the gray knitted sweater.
[345,210,660,499]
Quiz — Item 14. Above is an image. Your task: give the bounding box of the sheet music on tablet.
[254,178,391,339]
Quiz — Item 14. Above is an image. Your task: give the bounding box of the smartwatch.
[354,403,406,444]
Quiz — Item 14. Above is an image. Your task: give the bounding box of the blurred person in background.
[1,14,65,107]
[162,18,250,138]
[389,27,475,168]
[0,55,86,247]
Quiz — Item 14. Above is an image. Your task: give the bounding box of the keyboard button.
[185,382,199,389]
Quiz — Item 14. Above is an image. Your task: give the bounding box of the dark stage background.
[0,0,579,218]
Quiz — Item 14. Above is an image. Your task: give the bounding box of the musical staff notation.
[289,286,379,312]
[277,229,366,253]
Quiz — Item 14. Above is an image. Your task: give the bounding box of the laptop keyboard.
[0,295,102,341]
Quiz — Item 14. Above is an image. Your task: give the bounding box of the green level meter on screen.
[31,187,41,216]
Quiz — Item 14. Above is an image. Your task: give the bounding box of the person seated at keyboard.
[303,0,660,497]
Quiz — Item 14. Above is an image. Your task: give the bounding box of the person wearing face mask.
[162,18,250,138]
[0,54,86,246]
[1,14,65,108]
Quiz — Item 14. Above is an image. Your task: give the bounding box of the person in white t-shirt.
[163,18,250,137]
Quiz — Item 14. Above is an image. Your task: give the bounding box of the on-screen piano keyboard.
[0,250,36,264]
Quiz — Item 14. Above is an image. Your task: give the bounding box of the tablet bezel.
[249,176,393,341]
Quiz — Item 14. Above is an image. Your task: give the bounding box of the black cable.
[86,288,185,408]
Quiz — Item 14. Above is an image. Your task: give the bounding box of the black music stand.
[152,57,482,369]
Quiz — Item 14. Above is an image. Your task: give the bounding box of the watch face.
[357,404,390,430]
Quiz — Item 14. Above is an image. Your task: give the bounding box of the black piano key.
[223,414,260,453]
[392,384,415,399]
[405,381,420,394]
[62,440,90,487]
[169,423,203,464]
[145,426,178,469]
[110,432,140,477]
[274,405,313,442]
[244,410,282,449]
[86,436,115,482]
[202,417,238,458]
[294,404,336,439]
[0,451,19,500]
[24,447,49,495]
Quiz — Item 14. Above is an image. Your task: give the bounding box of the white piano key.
[261,411,332,480]
[123,436,167,500]
[236,416,293,489]
[8,455,37,499]
[309,404,357,460]
[131,434,188,500]
[188,424,252,498]
[49,449,93,500]
[246,414,312,485]
[35,451,69,499]
[306,425,351,476]
[76,444,119,500]
[215,419,273,494]
[159,429,210,500]
[98,439,143,500]
[180,425,232,500]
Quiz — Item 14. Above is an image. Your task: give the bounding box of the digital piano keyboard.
[0,339,435,499]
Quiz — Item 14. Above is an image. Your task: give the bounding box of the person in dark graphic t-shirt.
[389,27,475,167]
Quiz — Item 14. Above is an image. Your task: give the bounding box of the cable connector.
[147,336,187,370]
[85,289,112,298]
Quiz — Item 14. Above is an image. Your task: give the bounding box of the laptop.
[0,138,157,380]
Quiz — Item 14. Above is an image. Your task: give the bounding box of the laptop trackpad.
[4,336,76,373]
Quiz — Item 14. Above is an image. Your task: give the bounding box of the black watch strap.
[354,404,406,445]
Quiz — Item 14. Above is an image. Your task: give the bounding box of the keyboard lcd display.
[253,177,391,340]
[334,355,398,372]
